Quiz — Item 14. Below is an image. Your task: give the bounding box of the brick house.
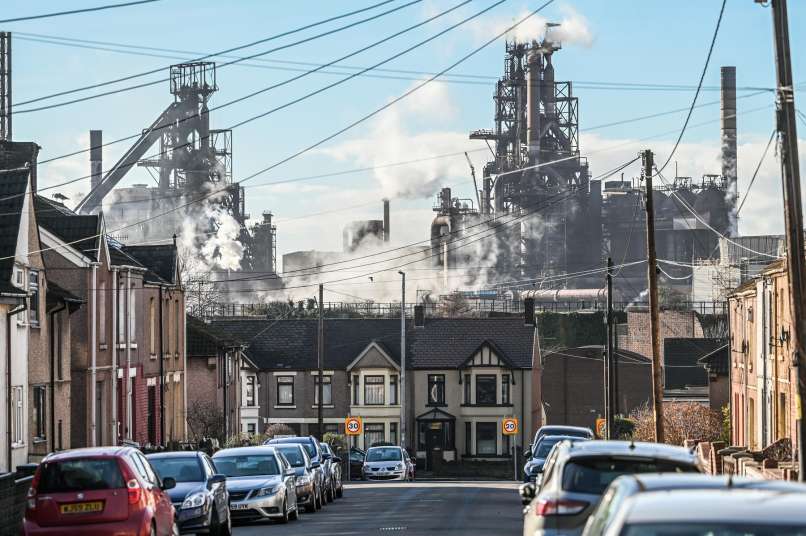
[728,259,797,453]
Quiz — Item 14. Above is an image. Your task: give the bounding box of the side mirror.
[161,477,176,491]
[332,456,342,463]
[523,449,532,459]
[208,474,226,489]
[518,483,535,506]
[311,461,321,469]
[285,469,296,477]
[322,453,332,461]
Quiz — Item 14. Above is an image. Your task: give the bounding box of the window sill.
[426,403,448,408]
[274,405,296,410]
[460,403,513,408]
[29,323,41,330]
[11,442,25,449]
[116,343,138,350]
[99,344,108,350]
[311,405,335,409]
[150,354,157,360]
[33,438,47,444]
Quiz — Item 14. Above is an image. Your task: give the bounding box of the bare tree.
[629,401,722,445]
[178,248,224,316]
[186,400,225,442]
[263,423,296,439]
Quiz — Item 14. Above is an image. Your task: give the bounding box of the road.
[232,481,522,536]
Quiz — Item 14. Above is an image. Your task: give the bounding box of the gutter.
[6,301,27,472]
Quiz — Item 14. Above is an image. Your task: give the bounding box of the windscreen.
[367,447,402,462]
[277,447,306,467]
[562,458,698,495]
[273,439,316,458]
[149,457,204,483]
[38,459,124,493]
[214,455,280,477]
[622,522,806,536]
[534,437,563,458]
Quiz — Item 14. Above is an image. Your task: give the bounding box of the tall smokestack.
[0,32,11,142]
[526,48,541,164]
[383,198,390,242]
[721,66,738,235]
[90,130,103,191]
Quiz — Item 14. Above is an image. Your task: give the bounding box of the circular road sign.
[345,416,363,436]
[502,418,518,435]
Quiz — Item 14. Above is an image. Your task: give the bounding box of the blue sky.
[4,0,805,263]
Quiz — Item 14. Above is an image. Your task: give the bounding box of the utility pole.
[642,149,665,443]
[764,0,805,480]
[317,284,324,440]
[605,257,614,439]
[398,271,407,449]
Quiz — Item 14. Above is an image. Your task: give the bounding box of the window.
[53,314,63,380]
[476,422,497,455]
[502,374,510,405]
[29,271,39,325]
[465,421,472,455]
[33,385,46,441]
[128,283,136,338]
[364,376,385,405]
[463,373,471,404]
[247,423,256,436]
[364,423,385,449]
[352,374,359,405]
[314,375,332,405]
[98,281,106,345]
[390,374,398,405]
[246,376,256,406]
[778,392,788,439]
[149,297,156,356]
[277,376,294,406]
[476,375,497,405]
[174,299,180,354]
[12,385,24,444]
[117,283,125,340]
[428,375,446,405]
[390,422,398,446]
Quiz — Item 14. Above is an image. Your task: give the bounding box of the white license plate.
[231,503,249,510]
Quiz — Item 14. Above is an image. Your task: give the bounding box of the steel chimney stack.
[383,198,390,242]
[721,66,738,235]
[90,130,103,192]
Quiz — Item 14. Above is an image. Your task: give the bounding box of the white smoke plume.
[475,5,594,47]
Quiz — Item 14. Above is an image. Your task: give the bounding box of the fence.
[0,465,37,536]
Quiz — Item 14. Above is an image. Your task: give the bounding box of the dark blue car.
[147,451,231,535]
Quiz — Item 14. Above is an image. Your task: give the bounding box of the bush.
[264,423,296,439]
[323,432,347,453]
[628,401,722,445]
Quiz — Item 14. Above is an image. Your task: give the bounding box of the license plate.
[60,501,103,514]
[231,503,249,510]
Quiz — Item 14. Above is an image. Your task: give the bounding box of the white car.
[362,446,410,481]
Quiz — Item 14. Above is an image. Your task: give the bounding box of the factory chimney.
[90,130,103,192]
[526,48,542,164]
[720,66,738,235]
[383,199,390,242]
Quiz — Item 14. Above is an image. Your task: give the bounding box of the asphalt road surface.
[232,481,522,536]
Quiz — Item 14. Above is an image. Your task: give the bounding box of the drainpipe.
[222,350,228,439]
[125,269,131,440]
[49,303,66,452]
[90,263,98,446]
[6,301,26,472]
[158,286,164,446]
[111,268,118,444]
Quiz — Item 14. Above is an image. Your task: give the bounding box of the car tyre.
[336,484,343,498]
[290,503,299,521]
[278,498,289,524]
[211,510,231,536]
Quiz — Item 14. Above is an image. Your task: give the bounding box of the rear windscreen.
[562,458,697,495]
[39,459,124,493]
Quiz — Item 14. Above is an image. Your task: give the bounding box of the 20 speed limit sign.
[345,416,363,436]
[502,418,518,435]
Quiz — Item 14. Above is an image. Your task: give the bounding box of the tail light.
[26,467,42,510]
[119,460,142,506]
[535,498,589,516]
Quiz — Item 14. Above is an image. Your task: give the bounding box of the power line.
[0,0,159,24]
[11,0,399,108]
[654,0,727,176]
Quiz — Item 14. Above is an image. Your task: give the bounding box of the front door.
[425,424,442,471]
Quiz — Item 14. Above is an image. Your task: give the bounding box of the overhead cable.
[0,0,159,24]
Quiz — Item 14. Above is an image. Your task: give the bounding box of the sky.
[3,0,806,279]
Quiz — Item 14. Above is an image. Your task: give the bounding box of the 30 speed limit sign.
[502,418,518,435]
[345,416,363,436]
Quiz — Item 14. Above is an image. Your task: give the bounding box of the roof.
[557,440,700,466]
[697,344,729,376]
[187,315,245,357]
[35,194,100,261]
[145,451,203,460]
[664,338,722,390]
[43,446,136,462]
[208,318,414,370]
[621,489,806,525]
[0,167,30,296]
[622,473,806,494]
[122,244,178,284]
[46,280,84,310]
[543,346,651,365]
[410,317,534,369]
[211,446,278,457]
[108,244,146,269]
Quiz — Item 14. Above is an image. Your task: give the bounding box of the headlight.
[256,485,281,497]
[181,491,208,510]
[394,464,403,471]
[296,475,312,485]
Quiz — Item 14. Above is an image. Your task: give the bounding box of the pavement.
[232,480,523,535]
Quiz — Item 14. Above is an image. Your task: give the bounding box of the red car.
[23,446,179,536]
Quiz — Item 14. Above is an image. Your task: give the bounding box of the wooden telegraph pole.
[318,284,324,440]
[642,150,665,443]
[605,257,614,439]
[764,0,806,480]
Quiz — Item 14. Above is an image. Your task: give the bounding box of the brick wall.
[621,309,704,361]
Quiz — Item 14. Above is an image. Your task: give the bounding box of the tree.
[186,400,225,442]
[439,291,475,317]
[629,401,722,445]
[264,423,296,439]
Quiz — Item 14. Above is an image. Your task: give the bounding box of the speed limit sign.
[345,416,363,436]
[502,418,518,435]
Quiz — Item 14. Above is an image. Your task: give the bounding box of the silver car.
[212,446,299,524]
[524,435,584,483]
[602,488,806,535]
[519,440,701,536]
[362,446,409,481]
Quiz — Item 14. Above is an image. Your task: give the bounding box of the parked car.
[212,446,299,524]
[600,488,806,535]
[23,446,178,536]
[523,435,584,483]
[264,436,327,507]
[348,447,366,480]
[532,425,594,446]
[146,451,230,536]
[272,443,320,513]
[583,473,806,536]
[362,446,410,481]
[321,443,344,498]
[519,440,701,536]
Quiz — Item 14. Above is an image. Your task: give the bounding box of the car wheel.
[316,488,323,510]
[336,484,343,498]
[290,502,299,521]
[278,498,289,524]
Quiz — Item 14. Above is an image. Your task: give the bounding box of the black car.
[264,436,326,508]
[321,443,343,499]
[348,447,365,480]
[147,451,230,536]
